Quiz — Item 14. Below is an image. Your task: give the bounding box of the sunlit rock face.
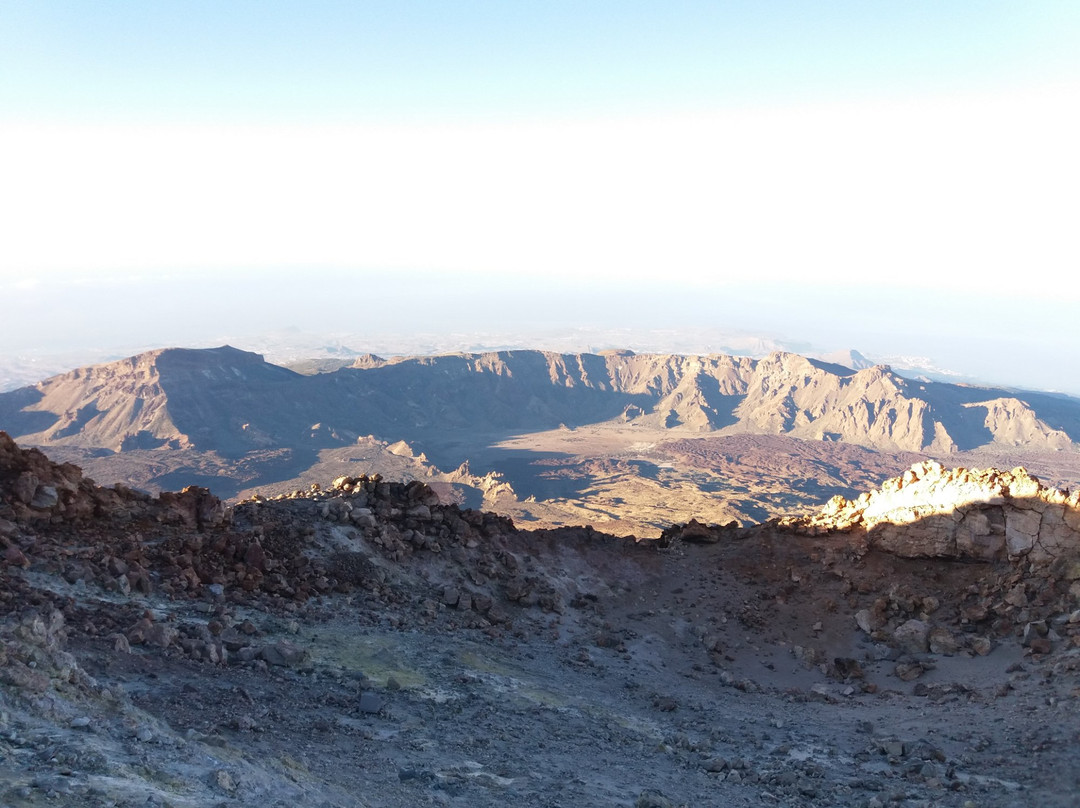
[786,460,1080,563]
[5,346,1077,461]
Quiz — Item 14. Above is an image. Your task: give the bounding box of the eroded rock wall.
[787,460,1080,564]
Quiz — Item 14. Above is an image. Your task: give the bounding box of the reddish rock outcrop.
[0,430,225,531]
[0,431,604,650]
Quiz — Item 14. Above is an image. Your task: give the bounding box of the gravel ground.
[3,522,1079,808]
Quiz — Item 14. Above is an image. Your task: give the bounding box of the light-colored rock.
[1022,620,1049,647]
[955,508,1006,560]
[1007,468,1042,498]
[1005,508,1042,558]
[787,464,1080,567]
[895,660,926,681]
[893,619,930,654]
[1004,584,1028,608]
[877,738,906,758]
[854,609,875,634]
[704,756,729,772]
[407,504,431,520]
[928,627,960,656]
[213,769,237,792]
[146,623,178,648]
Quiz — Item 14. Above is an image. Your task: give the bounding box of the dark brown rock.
[3,545,29,568]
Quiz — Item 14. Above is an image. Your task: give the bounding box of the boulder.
[30,485,59,510]
[928,627,960,656]
[12,472,38,505]
[893,619,930,654]
[260,640,309,667]
[1022,620,1049,647]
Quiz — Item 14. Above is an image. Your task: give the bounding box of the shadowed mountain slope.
[1,347,1078,461]
[0,347,310,456]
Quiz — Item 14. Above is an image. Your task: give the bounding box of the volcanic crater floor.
[3,521,1079,808]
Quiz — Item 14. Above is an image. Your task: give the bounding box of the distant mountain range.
[1,345,1077,457]
[0,325,1006,396]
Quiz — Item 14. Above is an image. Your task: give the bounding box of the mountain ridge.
[2,345,1078,459]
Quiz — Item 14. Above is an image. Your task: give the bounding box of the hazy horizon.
[2,3,1078,394]
[2,268,1077,397]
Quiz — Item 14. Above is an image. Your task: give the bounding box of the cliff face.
[788,460,1080,566]
[734,357,951,452]
[966,398,1073,450]
[0,347,301,454]
[1,346,1078,457]
[0,350,183,451]
[324,349,1080,451]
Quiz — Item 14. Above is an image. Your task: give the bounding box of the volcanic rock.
[785,461,1080,563]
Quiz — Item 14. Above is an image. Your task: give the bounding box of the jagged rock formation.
[783,460,1080,568]
[6,428,1078,667]
[0,430,225,532]
[966,397,1074,450]
[2,347,1079,460]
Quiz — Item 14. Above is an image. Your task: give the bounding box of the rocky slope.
[665,461,1080,635]
[0,346,304,455]
[3,347,1078,458]
[2,431,1080,806]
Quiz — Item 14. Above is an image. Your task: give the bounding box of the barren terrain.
[5,346,1080,541]
[34,426,1080,543]
[2,433,1079,807]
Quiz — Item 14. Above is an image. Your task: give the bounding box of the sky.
[1,1,1079,392]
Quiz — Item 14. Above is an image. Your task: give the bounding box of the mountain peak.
[816,348,876,371]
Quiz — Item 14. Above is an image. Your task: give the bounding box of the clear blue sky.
[2,1,1076,121]
[1,2,1079,392]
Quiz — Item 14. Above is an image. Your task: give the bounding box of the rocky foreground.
[2,431,1080,807]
